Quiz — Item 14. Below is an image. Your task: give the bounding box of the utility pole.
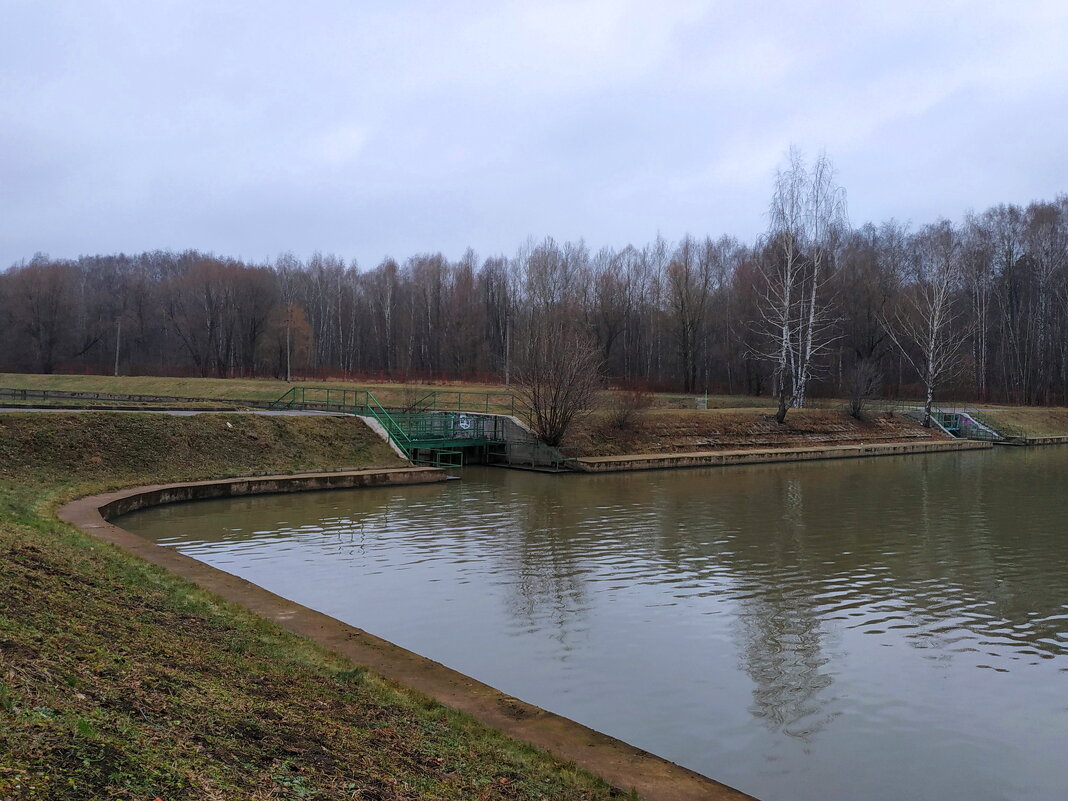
[285,304,292,383]
[504,311,511,387]
[113,317,122,377]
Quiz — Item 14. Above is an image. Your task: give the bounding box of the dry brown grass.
[976,407,1068,437]
[0,373,509,403]
[566,408,946,457]
[0,413,620,801]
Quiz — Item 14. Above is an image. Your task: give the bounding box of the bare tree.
[666,236,713,393]
[834,223,901,415]
[756,149,847,422]
[260,302,313,378]
[883,221,964,427]
[585,246,631,372]
[7,188,1068,404]
[846,358,882,419]
[796,154,846,407]
[962,213,995,400]
[273,253,302,381]
[513,316,602,447]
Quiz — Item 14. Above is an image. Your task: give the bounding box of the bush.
[602,388,654,431]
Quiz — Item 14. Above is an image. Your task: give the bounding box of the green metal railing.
[886,401,1004,441]
[498,442,579,471]
[268,385,575,469]
[363,390,412,456]
[268,386,371,412]
[396,388,529,417]
[932,410,1002,441]
[361,391,514,466]
[268,385,531,419]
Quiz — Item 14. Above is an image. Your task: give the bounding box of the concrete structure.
[574,439,992,473]
[59,467,757,801]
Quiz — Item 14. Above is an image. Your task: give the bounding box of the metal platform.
[269,385,573,470]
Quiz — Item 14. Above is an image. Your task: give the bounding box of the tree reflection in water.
[119,448,1068,801]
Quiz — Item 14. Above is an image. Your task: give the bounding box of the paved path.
[0,407,345,416]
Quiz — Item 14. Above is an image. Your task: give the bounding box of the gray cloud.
[2,0,1066,267]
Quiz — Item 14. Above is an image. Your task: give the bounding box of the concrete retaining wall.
[1000,435,1068,446]
[492,414,568,468]
[97,467,445,518]
[575,439,992,473]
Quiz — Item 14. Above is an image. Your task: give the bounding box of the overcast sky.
[2,1,1066,268]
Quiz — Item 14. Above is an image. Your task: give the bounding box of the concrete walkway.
[0,406,345,416]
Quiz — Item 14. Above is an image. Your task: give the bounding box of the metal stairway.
[361,391,509,466]
[268,385,570,469]
[902,405,1003,441]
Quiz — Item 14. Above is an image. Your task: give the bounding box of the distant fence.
[36,365,507,385]
[0,387,271,407]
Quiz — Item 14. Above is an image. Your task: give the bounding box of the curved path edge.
[58,468,757,801]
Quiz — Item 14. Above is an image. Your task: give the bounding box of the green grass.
[0,373,528,416]
[0,373,510,405]
[0,399,245,410]
[650,393,776,410]
[0,372,782,411]
[564,407,942,457]
[0,413,619,800]
[975,407,1068,438]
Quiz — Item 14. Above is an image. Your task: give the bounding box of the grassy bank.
[566,408,947,457]
[0,373,507,405]
[0,413,619,800]
[0,373,781,414]
[975,406,1068,438]
[12,371,1068,445]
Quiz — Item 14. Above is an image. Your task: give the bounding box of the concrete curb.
[57,468,756,801]
[1000,435,1068,446]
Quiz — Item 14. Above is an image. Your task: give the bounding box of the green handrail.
[364,390,415,457]
[268,384,533,420]
[266,385,556,466]
[269,386,300,409]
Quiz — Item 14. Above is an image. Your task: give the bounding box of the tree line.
[3,159,1067,408]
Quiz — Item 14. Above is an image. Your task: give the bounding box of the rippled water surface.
[119,449,1068,801]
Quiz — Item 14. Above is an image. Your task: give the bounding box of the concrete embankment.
[91,466,445,517]
[574,439,992,472]
[60,469,756,801]
[1000,435,1068,446]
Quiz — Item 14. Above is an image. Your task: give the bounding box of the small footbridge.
[269,386,573,470]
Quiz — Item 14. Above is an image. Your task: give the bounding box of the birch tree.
[883,221,964,427]
[757,149,846,422]
[273,253,301,381]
